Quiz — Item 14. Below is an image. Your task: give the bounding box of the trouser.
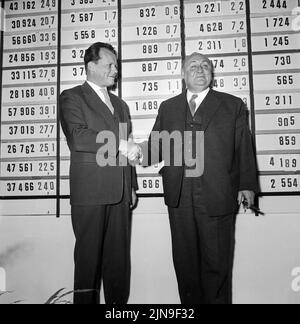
[168,177,236,304]
[71,199,131,304]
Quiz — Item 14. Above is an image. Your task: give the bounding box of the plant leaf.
[51,289,96,304]
[51,290,74,304]
[55,300,73,305]
[0,291,13,297]
[44,288,66,305]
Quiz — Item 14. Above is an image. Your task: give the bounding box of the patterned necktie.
[99,88,114,115]
[189,94,198,117]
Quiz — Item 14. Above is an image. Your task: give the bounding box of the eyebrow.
[189,60,210,65]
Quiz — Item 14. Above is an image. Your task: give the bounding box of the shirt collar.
[187,87,210,102]
[87,80,107,93]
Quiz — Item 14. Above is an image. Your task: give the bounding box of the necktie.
[189,94,198,117]
[99,88,114,115]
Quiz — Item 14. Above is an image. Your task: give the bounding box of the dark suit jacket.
[141,89,259,216]
[60,82,138,206]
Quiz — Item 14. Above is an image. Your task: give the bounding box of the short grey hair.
[182,52,213,71]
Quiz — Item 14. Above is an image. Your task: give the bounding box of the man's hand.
[119,139,142,162]
[130,189,138,210]
[238,191,255,211]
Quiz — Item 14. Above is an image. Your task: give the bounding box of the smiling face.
[87,48,118,88]
[183,53,213,93]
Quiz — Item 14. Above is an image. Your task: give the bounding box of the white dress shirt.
[87,80,107,102]
[87,80,114,114]
[187,87,210,113]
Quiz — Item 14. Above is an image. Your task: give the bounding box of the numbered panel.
[1,160,57,178]
[211,56,249,74]
[122,79,182,100]
[260,175,300,193]
[121,0,182,191]
[1,1,59,199]
[6,14,58,32]
[61,0,117,10]
[1,141,57,159]
[127,98,163,118]
[258,154,300,172]
[253,73,300,91]
[1,0,300,206]
[123,4,180,23]
[255,93,300,111]
[250,0,298,13]
[212,75,250,92]
[186,36,248,55]
[122,41,181,60]
[4,0,57,14]
[2,67,57,85]
[256,114,300,132]
[2,86,57,104]
[185,18,247,37]
[185,0,246,18]
[123,23,180,42]
[252,15,294,33]
[256,134,300,152]
[122,60,182,79]
[0,179,57,197]
[1,104,57,122]
[252,34,300,52]
[61,28,117,46]
[59,0,120,200]
[61,10,118,28]
[3,49,58,67]
[253,53,300,72]
[251,2,300,193]
[137,176,164,195]
[4,31,58,49]
[1,123,57,140]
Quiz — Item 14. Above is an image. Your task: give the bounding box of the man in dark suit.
[122,52,259,304]
[60,42,138,304]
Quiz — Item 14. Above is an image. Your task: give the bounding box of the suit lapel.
[178,89,222,133]
[175,91,189,133]
[81,82,118,133]
[200,89,222,132]
[110,94,126,123]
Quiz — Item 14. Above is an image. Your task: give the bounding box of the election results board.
[0,0,299,216]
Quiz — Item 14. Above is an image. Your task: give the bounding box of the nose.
[196,66,204,73]
[112,65,118,75]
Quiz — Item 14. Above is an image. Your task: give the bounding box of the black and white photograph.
[0,0,300,307]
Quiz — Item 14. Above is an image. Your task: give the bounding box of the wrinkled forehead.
[184,53,211,68]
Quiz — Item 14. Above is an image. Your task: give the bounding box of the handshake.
[119,139,143,163]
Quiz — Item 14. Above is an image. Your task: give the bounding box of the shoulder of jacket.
[61,85,83,98]
[110,91,122,102]
[109,93,131,118]
[110,93,129,108]
[212,89,242,105]
[160,93,185,112]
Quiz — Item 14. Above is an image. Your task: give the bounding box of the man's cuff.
[137,146,143,164]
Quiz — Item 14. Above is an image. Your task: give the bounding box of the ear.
[181,69,185,80]
[87,61,95,73]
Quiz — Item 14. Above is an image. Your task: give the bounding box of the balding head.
[182,53,213,93]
